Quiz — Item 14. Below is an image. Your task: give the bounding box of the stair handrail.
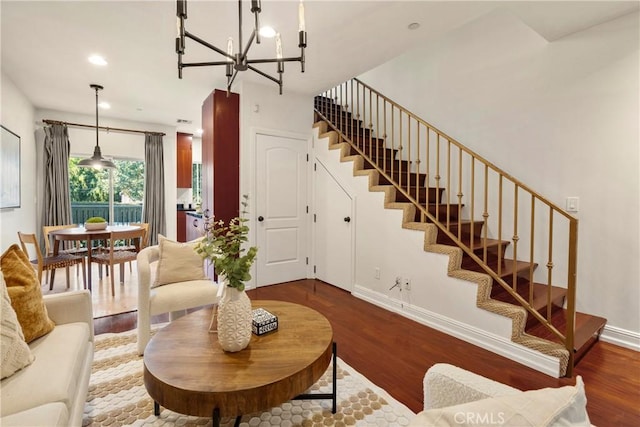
[315,78,579,376]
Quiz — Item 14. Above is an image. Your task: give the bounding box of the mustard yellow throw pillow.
[152,235,207,288]
[0,244,55,343]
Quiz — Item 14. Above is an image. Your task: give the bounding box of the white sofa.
[410,363,591,426]
[0,290,94,427]
[136,244,219,355]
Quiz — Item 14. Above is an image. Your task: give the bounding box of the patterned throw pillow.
[1,270,35,379]
[0,244,55,343]
[152,235,207,288]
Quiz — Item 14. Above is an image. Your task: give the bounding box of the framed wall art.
[1,125,21,209]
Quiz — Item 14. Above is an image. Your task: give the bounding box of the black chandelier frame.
[175,0,307,94]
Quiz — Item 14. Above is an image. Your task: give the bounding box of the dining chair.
[118,222,150,272]
[17,231,87,290]
[92,228,145,296]
[43,224,88,283]
[129,223,150,249]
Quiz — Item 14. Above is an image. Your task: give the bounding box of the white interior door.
[314,160,353,292]
[256,133,308,287]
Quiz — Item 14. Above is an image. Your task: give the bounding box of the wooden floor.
[45,272,640,426]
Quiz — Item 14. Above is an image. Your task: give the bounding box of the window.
[69,157,144,224]
[192,162,202,207]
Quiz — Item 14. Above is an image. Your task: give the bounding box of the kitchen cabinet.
[201,89,240,226]
[177,132,192,188]
[177,210,187,242]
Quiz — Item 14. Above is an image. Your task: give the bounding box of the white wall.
[358,11,640,344]
[0,72,36,251]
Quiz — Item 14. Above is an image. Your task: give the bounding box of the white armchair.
[409,364,590,426]
[136,245,219,355]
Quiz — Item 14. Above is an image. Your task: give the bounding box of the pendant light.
[78,84,116,169]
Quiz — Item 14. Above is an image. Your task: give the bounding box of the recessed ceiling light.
[259,26,276,38]
[88,54,108,66]
[408,22,420,30]
[98,102,110,109]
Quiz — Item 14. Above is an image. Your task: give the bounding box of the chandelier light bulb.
[298,0,305,32]
[275,33,283,59]
[227,37,234,61]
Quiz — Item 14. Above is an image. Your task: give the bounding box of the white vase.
[216,285,252,352]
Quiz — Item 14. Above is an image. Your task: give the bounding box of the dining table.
[49,224,143,291]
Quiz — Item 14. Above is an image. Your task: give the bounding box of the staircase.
[313,79,606,377]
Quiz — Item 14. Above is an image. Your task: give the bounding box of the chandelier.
[175,0,307,95]
[78,84,115,169]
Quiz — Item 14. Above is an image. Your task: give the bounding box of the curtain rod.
[42,119,166,136]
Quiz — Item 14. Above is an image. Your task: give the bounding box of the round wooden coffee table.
[143,300,334,425]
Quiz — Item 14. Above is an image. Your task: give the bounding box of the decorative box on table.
[252,308,278,335]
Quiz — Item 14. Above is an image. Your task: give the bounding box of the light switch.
[566,197,579,213]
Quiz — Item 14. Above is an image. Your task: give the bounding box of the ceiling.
[2,1,637,134]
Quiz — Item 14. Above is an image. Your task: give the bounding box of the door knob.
[258,216,264,222]
[344,216,351,223]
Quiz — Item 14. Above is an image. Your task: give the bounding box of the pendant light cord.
[95,85,100,148]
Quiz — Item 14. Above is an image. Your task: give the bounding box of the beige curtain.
[41,124,73,243]
[142,133,166,246]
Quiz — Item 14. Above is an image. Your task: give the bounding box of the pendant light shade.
[78,84,115,169]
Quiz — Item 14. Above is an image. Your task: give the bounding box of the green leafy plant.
[194,195,258,291]
[86,216,107,223]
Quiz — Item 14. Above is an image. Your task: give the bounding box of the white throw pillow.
[413,377,590,426]
[1,270,35,379]
[152,235,207,288]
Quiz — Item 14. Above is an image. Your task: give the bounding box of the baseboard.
[353,285,561,377]
[600,325,640,352]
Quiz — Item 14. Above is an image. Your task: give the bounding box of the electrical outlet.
[375,268,380,279]
[403,278,411,290]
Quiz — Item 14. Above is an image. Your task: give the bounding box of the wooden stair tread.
[363,158,410,170]
[492,282,566,312]
[465,237,511,253]
[350,146,397,157]
[436,232,511,252]
[527,310,607,355]
[395,188,445,204]
[434,235,511,262]
[433,219,486,241]
[462,257,535,278]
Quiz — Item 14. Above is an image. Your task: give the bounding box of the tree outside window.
[69,157,144,223]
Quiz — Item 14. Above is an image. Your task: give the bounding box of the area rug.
[83,327,416,426]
